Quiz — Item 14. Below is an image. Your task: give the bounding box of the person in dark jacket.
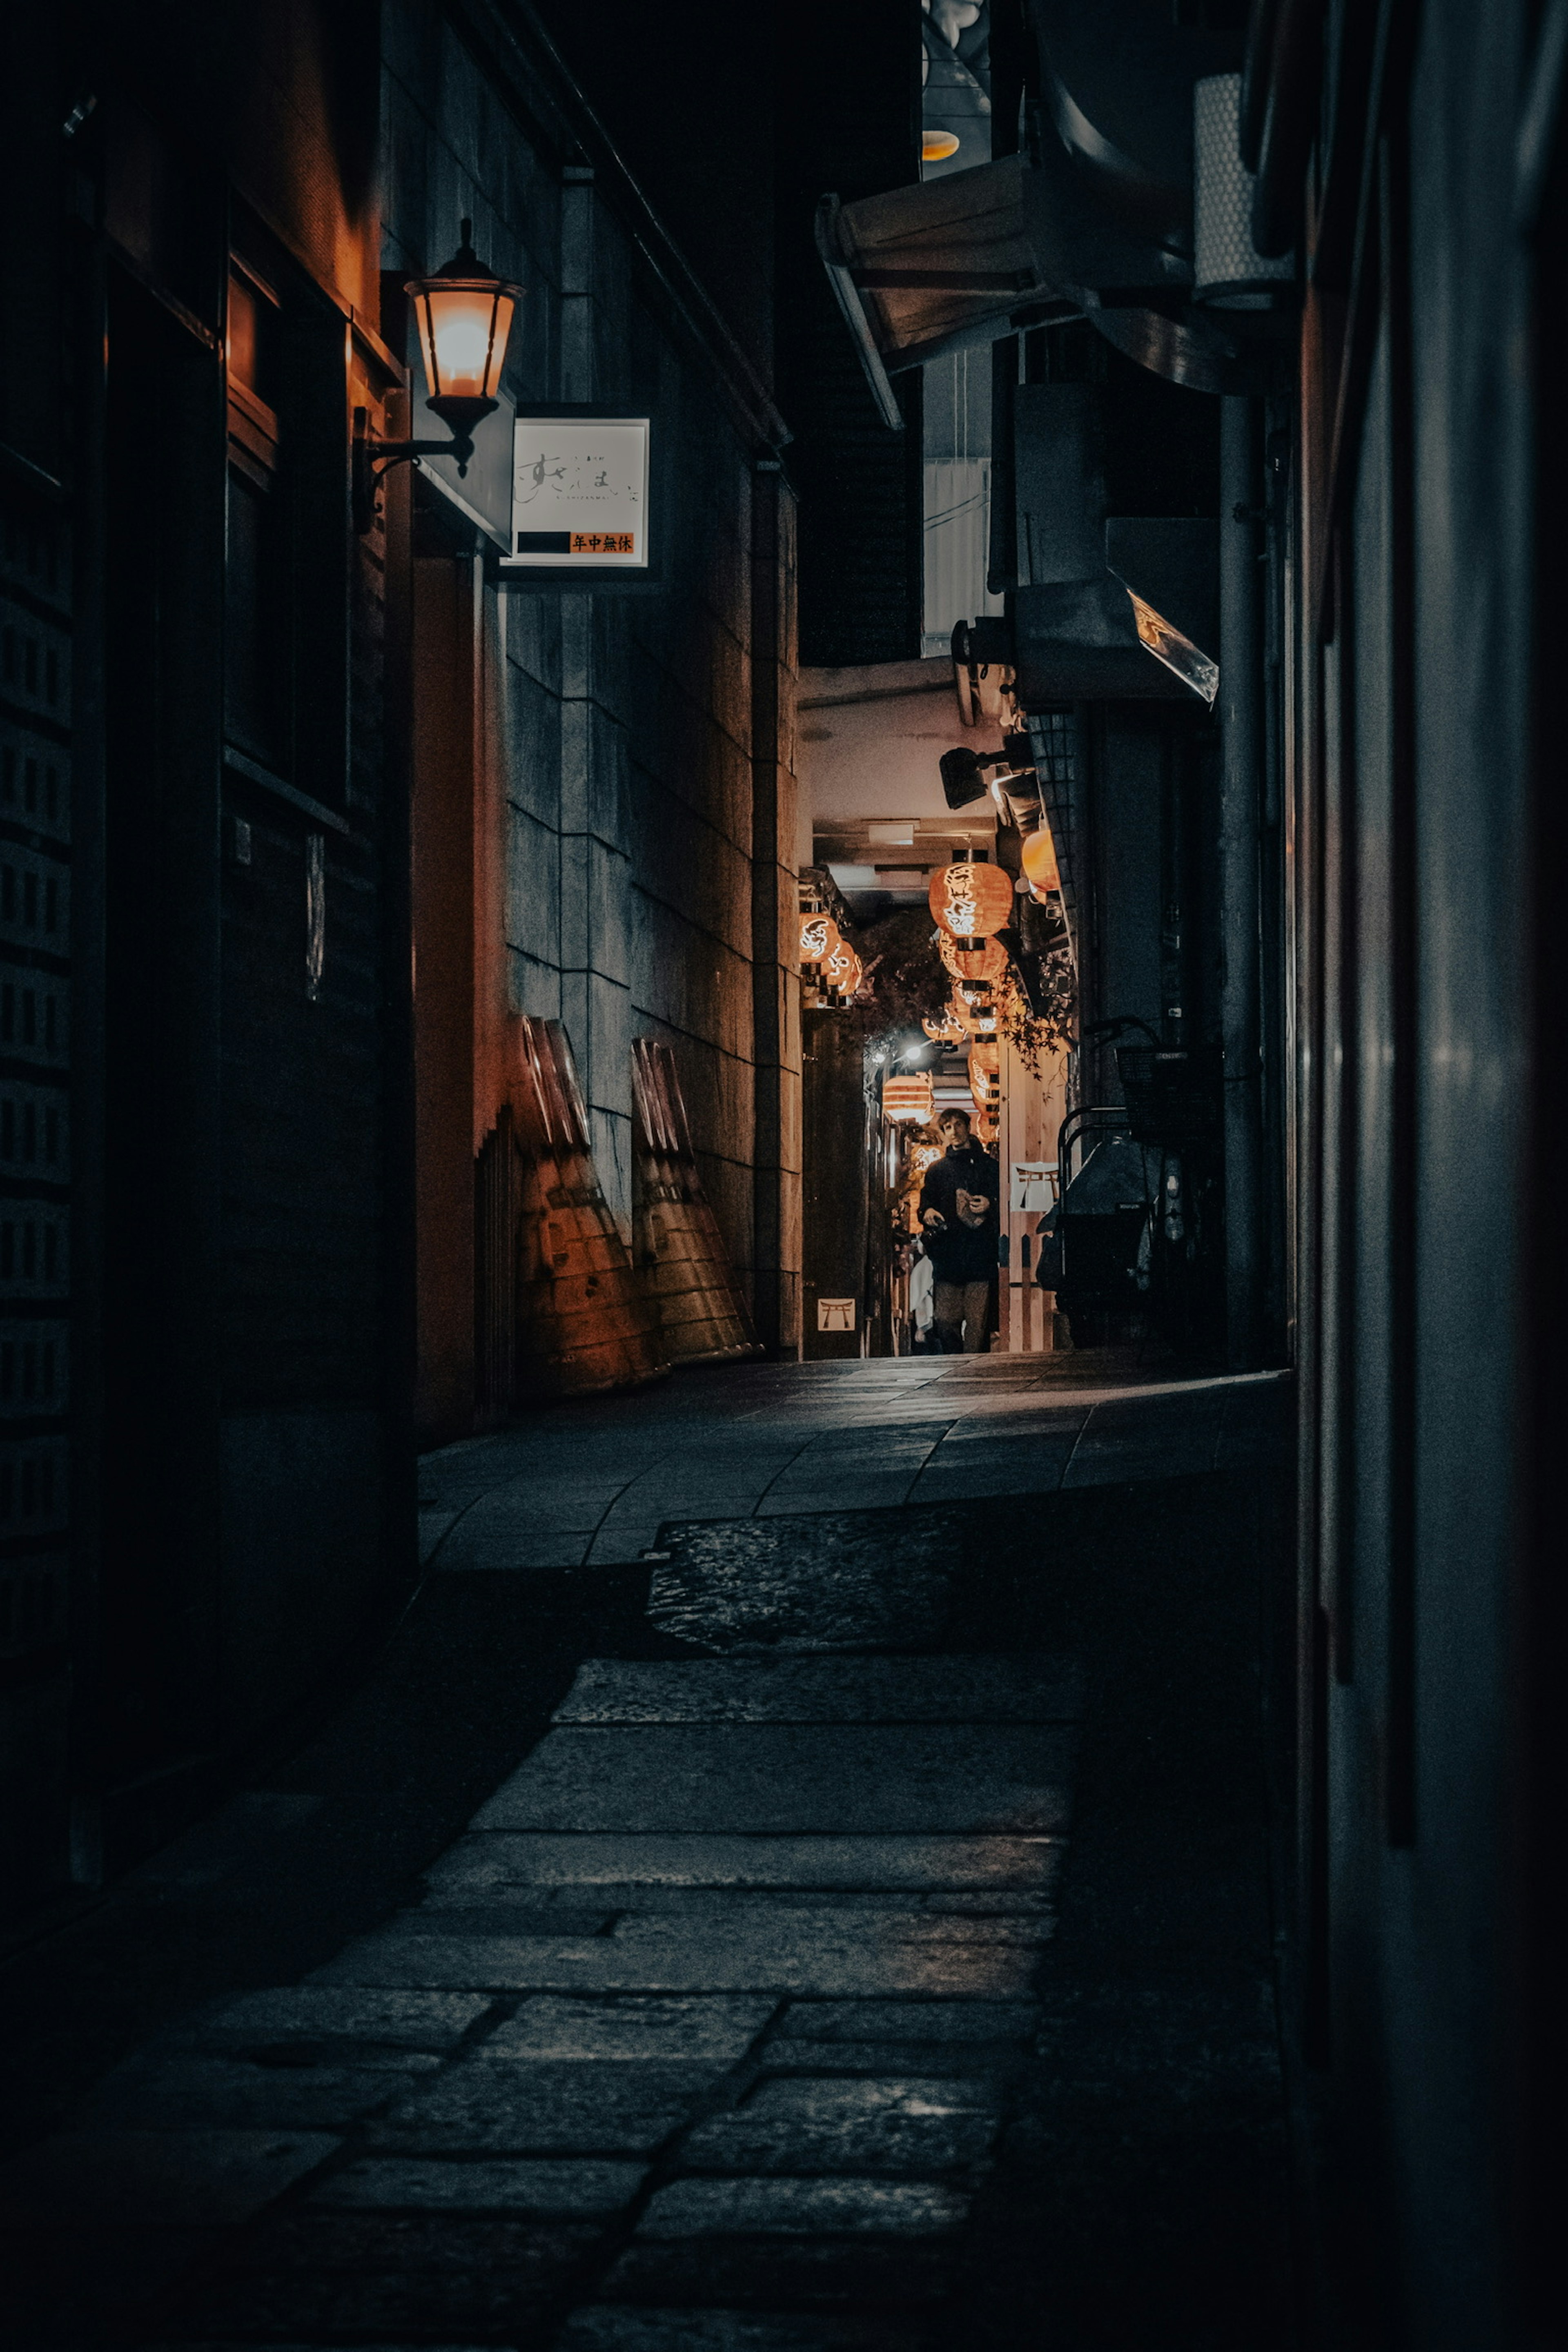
[918,1108,1000,1352]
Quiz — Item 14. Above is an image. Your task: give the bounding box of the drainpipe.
[1220,395,1263,1369]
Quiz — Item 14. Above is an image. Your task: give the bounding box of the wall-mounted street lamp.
[353,221,522,533]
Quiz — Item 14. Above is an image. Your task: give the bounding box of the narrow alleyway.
[2,1358,1294,2349]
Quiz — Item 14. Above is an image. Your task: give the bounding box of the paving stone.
[426,1833,1062,1895]
[679,2077,999,2175]
[637,2177,968,2236]
[368,2062,716,2153]
[437,1532,597,1570]
[416,1888,1056,1927]
[79,2053,439,2130]
[552,1655,1085,1724]
[481,1995,777,2062]
[773,2000,1039,2042]
[0,2128,339,2226]
[309,2157,646,2213]
[309,1931,604,1989]
[644,1520,959,1652]
[938,1410,1087,1441]
[318,1913,1045,1997]
[399,1898,618,1937]
[418,1506,463,1561]
[753,2040,1016,2077]
[557,2308,931,2349]
[471,1726,1077,1835]
[599,2232,960,2311]
[166,2214,603,2336]
[908,1466,1073,1503]
[187,1987,492,2052]
[754,1480,923,1519]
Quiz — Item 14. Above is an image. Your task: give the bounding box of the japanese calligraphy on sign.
[506,418,650,568]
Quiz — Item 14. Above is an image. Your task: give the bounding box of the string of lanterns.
[798,901,864,1009]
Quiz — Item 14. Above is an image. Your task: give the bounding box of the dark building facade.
[0,0,804,1919]
[1,1,405,1907]
[800,0,1568,2339]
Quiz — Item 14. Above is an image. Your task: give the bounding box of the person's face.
[939,1114,971,1148]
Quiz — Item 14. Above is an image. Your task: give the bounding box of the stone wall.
[385,0,801,1429]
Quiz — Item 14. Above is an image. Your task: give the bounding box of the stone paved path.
[419,1356,1290,1569]
[0,1359,1294,2348]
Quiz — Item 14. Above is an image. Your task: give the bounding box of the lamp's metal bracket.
[352,406,477,533]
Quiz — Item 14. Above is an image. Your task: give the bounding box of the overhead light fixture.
[352,221,523,533]
[922,131,960,163]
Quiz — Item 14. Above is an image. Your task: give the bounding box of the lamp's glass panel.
[422,286,507,400]
[1127,590,1221,705]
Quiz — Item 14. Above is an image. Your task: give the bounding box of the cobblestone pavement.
[0,1360,1295,2348]
[417,1355,1290,1569]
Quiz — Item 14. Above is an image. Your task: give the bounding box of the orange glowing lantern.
[923,1005,966,1045]
[799,911,840,966]
[969,1045,1002,1108]
[939,932,1007,984]
[882,1073,935,1123]
[1020,825,1061,898]
[929,860,1015,943]
[824,940,862,998]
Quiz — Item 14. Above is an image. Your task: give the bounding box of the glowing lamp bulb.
[406,220,522,431]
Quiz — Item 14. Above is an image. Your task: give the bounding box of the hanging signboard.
[502,416,650,570]
[817,1297,857,1332]
[1010,1161,1058,1211]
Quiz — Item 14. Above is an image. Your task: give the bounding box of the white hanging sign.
[1010,1161,1058,1211]
[505,416,650,568]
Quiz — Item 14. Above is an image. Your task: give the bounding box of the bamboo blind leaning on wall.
[512,1018,669,1400]
[632,1038,760,1365]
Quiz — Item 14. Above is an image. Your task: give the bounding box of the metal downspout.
[1220,394,1264,1369]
